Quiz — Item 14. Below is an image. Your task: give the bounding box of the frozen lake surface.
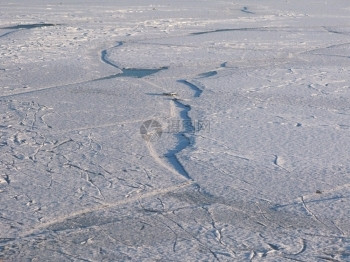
[0,0,349,261]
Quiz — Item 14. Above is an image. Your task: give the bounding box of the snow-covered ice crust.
[0,0,349,261]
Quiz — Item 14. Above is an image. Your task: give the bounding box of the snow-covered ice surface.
[0,0,350,261]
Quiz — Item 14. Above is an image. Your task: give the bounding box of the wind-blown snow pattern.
[0,0,350,261]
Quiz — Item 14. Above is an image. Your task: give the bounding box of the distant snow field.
[0,0,349,261]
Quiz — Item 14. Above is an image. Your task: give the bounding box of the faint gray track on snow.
[190,26,337,36]
[323,26,350,36]
[21,180,194,238]
[0,42,167,99]
[0,79,98,99]
[191,27,266,35]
